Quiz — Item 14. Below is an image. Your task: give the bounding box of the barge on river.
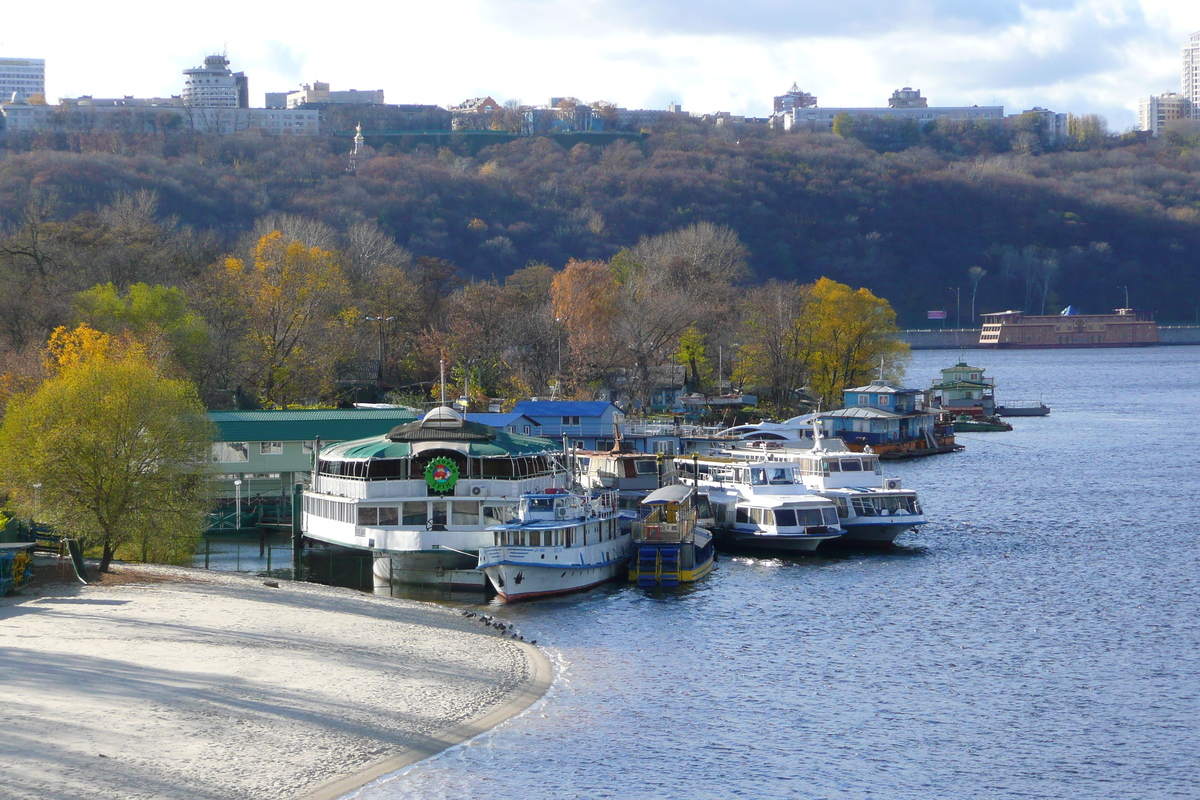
[979,308,1158,348]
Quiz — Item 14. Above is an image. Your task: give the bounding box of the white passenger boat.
[721,427,927,545]
[675,455,843,552]
[478,489,630,602]
[302,406,566,589]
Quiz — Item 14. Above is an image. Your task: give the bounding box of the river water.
[350,346,1200,800]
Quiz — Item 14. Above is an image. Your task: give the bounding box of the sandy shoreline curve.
[0,562,551,800]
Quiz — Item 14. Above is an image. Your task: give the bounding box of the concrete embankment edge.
[299,642,554,800]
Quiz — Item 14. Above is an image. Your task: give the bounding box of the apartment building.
[1184,31,1200,120]
[1138,92,1191,136]
[0,57,44,103]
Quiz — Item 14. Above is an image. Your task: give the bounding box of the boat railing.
[633,510,695,544]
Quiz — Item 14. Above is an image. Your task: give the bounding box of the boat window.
[799,508,828,527]
[529,531,541,547]
[357,506,377,526]
[827,460,841,473]
[774,508,797,527]
[822,507,839,526]
[751,468,767,485]
[483,504,516,525]
[769,467,791,485]
[430,504,448,530]
[736,506,749,523]
[635,460,657,475]
[402,502,427,526]
[452,501,480,525]
[378,506,399,526]
[527,497,555,512]
[841,459,863,472]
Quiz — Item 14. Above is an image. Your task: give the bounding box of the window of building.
[213,442,249,462]
[261,441,283,455]
[302,441,315,454]
[562,415,581,426]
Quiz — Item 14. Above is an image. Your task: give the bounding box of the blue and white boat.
[676,455,844,552]
[629,484,715,587]
[478,489,631,602]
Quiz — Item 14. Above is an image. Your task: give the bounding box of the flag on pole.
[927,310,947,320]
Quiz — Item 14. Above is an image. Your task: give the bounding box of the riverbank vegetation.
[0,120,1197,412]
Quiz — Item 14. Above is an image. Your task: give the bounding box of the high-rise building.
[182,54,248,108]
[1138,92,1191,136]
[0,57,45,103]
[1184,31,1200,120]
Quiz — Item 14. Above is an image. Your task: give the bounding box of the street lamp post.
[32,482,41,524]
[364,316,394,386]
[1119,285,1129,309]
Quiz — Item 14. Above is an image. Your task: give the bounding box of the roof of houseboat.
[317,406,559,460]
[641,485,695,505]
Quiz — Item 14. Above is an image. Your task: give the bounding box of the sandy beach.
[0,562,551,800]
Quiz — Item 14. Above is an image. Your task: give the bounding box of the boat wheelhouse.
[676,455,843,552]
[478,489,630,602]
[629,484,715,587]
[302,406,565,589]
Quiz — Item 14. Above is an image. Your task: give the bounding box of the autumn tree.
[550,259,620,393]
[73,282,210,380]
[0,326,214,572]
[799,278,909,409]
[733,281,813,413]
[206,231,353,408]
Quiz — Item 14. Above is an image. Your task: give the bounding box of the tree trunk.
[99,540,115,573]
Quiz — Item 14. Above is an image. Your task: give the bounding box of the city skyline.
[3,1,1197,130]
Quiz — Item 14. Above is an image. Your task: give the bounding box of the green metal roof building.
[208,408,419,503]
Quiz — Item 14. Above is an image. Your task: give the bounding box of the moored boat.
[629,484,715,587]
[675,455,844,552]
[995,401,1050,417]
[302,406,567,590]
[478,489,630,602]
[951,415,1013,432]
[722,427,927,546]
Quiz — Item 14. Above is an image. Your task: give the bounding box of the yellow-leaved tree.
[0,325,214,572]
[216,231,353,408]
[800,278,909,408]
[734,278,908,413]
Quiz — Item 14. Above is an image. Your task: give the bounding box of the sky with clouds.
[7,0,1198,131]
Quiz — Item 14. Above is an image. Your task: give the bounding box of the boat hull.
[482,555,630,601]
[834,519,923,545]
[629,542,716,586]
[371,551,487,589]
[713,526,840,552]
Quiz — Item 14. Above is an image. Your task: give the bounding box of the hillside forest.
[2,116,1199,413]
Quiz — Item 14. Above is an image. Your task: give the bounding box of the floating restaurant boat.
[676,455,843,552]
[721,427,927,546]
[629,484,715,587]
[302,406,566,589]
[477,489,630,602]
[979,307,1158,348]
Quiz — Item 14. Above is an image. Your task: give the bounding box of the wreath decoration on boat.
[424,457,460,493]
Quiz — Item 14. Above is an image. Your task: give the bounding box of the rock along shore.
[0,563,551,800]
